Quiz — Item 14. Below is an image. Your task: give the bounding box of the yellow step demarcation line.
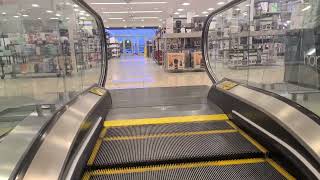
[226,121,268,154]
[105,129,238,141]
[104,114,229,128]
[82,158,295,180]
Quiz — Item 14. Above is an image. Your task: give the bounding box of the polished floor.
[105,56,212,89]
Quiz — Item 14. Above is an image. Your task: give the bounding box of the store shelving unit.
[108,43,121,58]
[161,32,205,72]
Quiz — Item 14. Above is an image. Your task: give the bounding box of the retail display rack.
[161,32,205,72]
[107,43,121,58]
[208,0,291,69]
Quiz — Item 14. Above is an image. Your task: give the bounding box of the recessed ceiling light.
[73,4,79,7]
[32,4,40,7]
[217,2,225,5]
[108,17,123,19]
[74,9,79,12]
[66,2,71,5]
[13,16,19,18]
[182,2,190,6]
[103,11,162,14]
[50,17,59,20]
[245,4,250,6]
[22,14,29,17]
[91,2,168,5]
[177,9,184,11]
[208,8,214,10]
[179,15,186,18]
[46,10,53,13]
[174,12,180,15]
[302,5,311,11]
[37,18,41,20]
[202,11,208,14]
[122,19,126,21]
[235,8,241,11]
[80,11,85,13]
[133,17,159,19]
[2,12,6,15]
[85,14,90,17]
[56,13,61,17]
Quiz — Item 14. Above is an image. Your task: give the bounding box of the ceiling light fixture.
[108,17,123,19]
[182,2,190,6]
[32,4,40,7]
[2,12,6,15]
[179,15,186,18]
[56,13,61,17]
[13,16,19,18]
[177,9,184,11]
[103,11,162,14]
[74,9,79,12]
[302,5,311,11]
[37,18,41,20]
[193,14,199,17]
[208,8,214,10]
[50,17,59,20]
[91,2,168,5]
[73,4,79,7]
[217,2,225,5]
[46,10,53,13]
[202,11,208,14]
[133,17,159,19]
[22,14,29,17]
[122,19,126,21]
[174,12,180,15]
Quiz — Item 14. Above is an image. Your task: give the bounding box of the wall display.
[167,53,185,70]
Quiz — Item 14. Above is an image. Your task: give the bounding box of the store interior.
[1,0,320,180]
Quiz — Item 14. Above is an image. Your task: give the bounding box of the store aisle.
[105,56,212,89]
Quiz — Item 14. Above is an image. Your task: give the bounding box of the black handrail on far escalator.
[201,0,247,84]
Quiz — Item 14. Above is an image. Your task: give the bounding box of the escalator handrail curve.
[74,0,108,87]
[202,0,248,84]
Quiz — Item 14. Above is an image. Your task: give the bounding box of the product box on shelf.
[192,52,203,69]
[167,53,185,70]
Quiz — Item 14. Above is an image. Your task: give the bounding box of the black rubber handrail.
[74,0,108,87]
[202,0,247,84]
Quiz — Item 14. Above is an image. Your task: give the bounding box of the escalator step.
[105,121,233,137]
[83,158,294,180]
[91,132,265,168]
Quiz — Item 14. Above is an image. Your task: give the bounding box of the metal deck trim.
[104,114,229,127]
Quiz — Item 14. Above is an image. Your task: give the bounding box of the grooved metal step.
[83,158,294,180]
[91,132,264,168]
[105,121,233,137]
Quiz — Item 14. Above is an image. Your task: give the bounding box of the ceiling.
[84,0,230,28]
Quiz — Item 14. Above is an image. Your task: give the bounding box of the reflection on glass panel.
[207,0,320,116]
[207,0,251,83]
[0,0,103,138]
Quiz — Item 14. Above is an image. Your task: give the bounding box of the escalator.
[1,0,320,180]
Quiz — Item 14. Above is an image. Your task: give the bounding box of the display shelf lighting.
[103,11,162,14]
[217,2,225,5]
[182,2,190,6]
[32,4,40,7]
[91,2,168,5]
